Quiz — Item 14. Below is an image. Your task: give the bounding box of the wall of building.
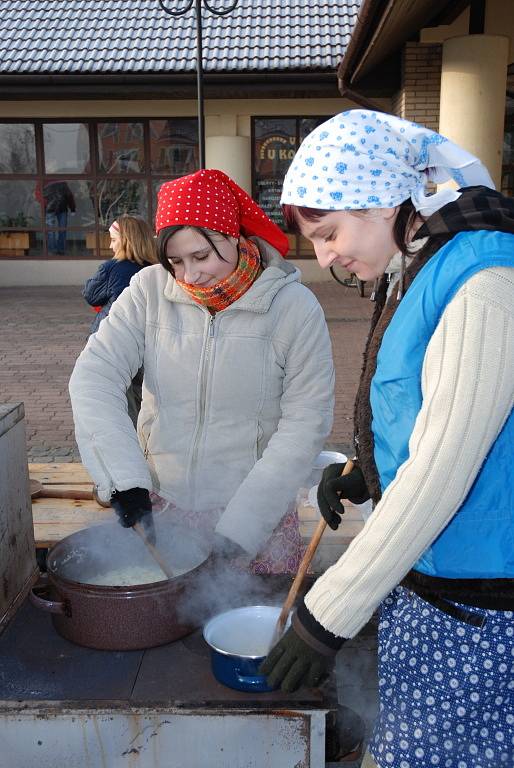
[421,1,514,65]
[2,95,395,285]
[398,2,514,130]
[392,42,442,129]
[394,2,513,191]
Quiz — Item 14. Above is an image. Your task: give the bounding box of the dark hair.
[156,225,232,276]
[282,199,423,256]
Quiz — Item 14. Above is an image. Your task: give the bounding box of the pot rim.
[46,522,211,592]
[203,604,282,660]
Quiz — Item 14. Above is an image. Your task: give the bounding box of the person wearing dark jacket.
[83,214,157,425]
[42,181,76,254]
[260,110,514,768]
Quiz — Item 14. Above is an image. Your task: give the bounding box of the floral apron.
[150,493,304,575]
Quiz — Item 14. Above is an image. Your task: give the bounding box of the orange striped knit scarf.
[177,236,262,312]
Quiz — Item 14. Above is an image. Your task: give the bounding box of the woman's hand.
[110,487,155,543]
[317,462,370,530]
[259,626,331,692]
[259,599,345,692]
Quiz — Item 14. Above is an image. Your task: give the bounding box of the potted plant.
[0,212,33,255]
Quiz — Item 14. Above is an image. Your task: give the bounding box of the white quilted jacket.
[69,240,334,555]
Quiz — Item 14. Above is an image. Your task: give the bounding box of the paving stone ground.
[0,280,373,462]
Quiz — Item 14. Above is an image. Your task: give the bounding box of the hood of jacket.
[163,236,300,313]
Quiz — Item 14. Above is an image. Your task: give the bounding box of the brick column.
[393,42,442,129]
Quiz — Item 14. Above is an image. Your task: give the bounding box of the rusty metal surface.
[0,588,332,767]
[0,706,327,768]
[0,602,143,701]
[132,628,327,708]
[0,600,332,711]
[0,404,37,634]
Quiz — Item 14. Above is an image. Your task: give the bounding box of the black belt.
[401,570,514,613]
[409,592,487,628]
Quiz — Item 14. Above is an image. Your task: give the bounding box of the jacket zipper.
[189,313,215,501]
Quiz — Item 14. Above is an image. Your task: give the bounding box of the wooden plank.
[30,464,367,551]
[34,525,107,549]
[297,497,365,558]
[32,498,109,520]
[32,494,111,547]
[299,520,364,544]
[32,483,94,496]
[297,501,363,523]
[29,463,92,485]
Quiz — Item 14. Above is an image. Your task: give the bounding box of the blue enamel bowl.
[203,605,288,693]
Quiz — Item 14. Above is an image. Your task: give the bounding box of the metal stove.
[0,598,336,768]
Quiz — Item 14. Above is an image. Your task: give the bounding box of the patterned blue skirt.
[369,586,514,768]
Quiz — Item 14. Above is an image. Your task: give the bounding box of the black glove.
[110,487,155,544]
[317,462,370,530]
[259,600,345,692]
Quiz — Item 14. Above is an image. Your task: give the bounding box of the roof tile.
[0,0,362,74]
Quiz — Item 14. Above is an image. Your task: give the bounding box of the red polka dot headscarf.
[155,169,289,256]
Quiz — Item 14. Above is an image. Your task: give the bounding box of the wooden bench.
[296,489,365,571]
[30,463,365,569]
[29,463,111,548]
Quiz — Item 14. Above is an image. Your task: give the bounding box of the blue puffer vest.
[371,230,514,579]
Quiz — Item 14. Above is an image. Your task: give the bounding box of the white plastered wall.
[420,0,513,190]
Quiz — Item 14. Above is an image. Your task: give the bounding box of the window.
[0,118,198,259]
[97,122,145,174]
[43,123,90,174]
[0,124,36,173]
[252,116,328,258]
[150,119,199,175]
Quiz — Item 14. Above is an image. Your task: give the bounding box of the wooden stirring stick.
[133,522,175,580]
[271,459,355,647]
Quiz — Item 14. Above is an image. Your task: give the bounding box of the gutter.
[337,0,388,111]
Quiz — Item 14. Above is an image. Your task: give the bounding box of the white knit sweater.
[305,266,514,639]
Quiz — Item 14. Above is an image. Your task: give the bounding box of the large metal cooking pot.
[30,520,211,651]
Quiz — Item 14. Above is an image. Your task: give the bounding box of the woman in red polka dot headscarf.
[69,169,335,577]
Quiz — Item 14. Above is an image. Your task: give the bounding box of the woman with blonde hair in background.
[82,214,157,425]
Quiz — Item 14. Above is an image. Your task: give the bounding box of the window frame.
[251,115,329,260]
[0,117,198,260]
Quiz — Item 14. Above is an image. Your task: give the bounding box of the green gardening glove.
[259,600,345,692]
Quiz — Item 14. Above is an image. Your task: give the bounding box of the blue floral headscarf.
[281,110,494,217]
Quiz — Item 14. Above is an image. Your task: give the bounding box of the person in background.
[260,110,514,768]
[70,169,334,578]
[41,181,76,254]
[82,214,157,426]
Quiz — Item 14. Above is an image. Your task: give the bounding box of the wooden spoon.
[30,478,94,500]
[271,459,355,647]
[133,522,175,580]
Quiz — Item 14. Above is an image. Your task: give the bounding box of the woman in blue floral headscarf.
[261,110,514,768]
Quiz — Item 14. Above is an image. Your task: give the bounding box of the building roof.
[0,0,362,75]
[337,0,466,90]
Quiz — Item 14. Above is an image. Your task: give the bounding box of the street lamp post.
[158,0,238,169]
